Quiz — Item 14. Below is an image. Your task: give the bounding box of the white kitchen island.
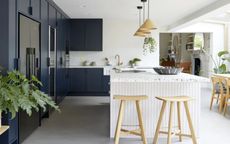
[110,70,210,138]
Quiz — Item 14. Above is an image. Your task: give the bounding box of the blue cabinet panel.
[48,4,56,28]
[86,68,103,92]
[68,68,110,96]
[17,0,40,20]
[70,20,85,51]
[85,19,103,51]
[70,19,103,51]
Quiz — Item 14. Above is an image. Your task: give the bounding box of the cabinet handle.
[28,6,33,15]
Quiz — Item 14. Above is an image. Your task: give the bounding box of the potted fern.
[0,68,59,128]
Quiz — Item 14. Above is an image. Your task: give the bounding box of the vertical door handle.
[47,57,51,67]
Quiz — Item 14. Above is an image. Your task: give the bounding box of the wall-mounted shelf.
[0,126,9,135]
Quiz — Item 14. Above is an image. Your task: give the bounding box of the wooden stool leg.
[136,100,147,144]
[177,102,182,142]
[223,99,228,116]
[167,102,174,144]
[184,101,197,144]
[210,92,215,110]
[219,94,225,113]
[114,100,125,144]
[153,101,167,144]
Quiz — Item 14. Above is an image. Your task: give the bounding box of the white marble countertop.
[67,65,112,68]
[110,70,210,83]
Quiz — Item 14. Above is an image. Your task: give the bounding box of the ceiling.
[53,0,219,27]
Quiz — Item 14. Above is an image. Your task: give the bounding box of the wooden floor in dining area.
[22,88,230,144]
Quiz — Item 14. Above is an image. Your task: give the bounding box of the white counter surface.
[111,70,210,83]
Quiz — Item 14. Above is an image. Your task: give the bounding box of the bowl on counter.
[153,67,183,75]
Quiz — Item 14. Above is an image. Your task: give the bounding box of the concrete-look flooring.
[23,89,230,144]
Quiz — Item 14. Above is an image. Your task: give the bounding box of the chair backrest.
[225,78,230,97]
[211,76,224,94]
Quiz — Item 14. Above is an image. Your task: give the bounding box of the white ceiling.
[53,0,219,27]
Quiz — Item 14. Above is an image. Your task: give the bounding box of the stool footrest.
[159,131,192,138]
[121,128,141,136]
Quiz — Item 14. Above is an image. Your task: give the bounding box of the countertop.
[110,70,210,83]
[67,65,112,68]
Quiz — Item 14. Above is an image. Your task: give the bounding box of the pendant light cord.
[148,0,150,19]
[143,2,145,22]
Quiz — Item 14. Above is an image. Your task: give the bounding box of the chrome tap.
[115,54,123,66]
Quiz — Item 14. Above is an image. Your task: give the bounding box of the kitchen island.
[110,70,210,138]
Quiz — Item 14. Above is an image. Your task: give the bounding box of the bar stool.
[153,96,197,144]
[113,95,148,144]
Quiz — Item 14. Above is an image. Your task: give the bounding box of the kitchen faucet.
[115,54,123,66]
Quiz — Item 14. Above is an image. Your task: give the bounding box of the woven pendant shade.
[140,19,157,30]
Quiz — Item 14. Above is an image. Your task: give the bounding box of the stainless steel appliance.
[18,14,40,143]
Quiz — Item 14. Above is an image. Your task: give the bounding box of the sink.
[113,68,146,73]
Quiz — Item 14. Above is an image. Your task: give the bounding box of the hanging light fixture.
[140,0,157,30]
[134,6,149,37]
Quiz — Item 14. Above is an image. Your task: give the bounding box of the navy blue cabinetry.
[48,4,57,28]
[0,0,18,144]
[68,68,110,96]
[86,68,104,92]
[70,19,103,51]
[70,20,85,51]
[85,20,103,51]
[70,68,86,93]
[17,0,40,20]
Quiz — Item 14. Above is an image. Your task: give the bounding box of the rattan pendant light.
[140,0,157,30]
[134,6,148,37]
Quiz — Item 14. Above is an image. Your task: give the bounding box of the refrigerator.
[18,14,40,143]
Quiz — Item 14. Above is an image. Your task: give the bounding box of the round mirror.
[194,33,204,50]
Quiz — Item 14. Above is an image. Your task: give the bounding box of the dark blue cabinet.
[48,4,56,28]
[70,68,86,93]
[86,68,103,92]
[68,68,110,96]
[70,20,85,51]
[17,0,40,20]
[70,19,103,51]
[40,0,49,94]
[85,20,103,51]
[0,0,18,144]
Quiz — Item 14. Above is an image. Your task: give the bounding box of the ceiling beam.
[167,0,230,31]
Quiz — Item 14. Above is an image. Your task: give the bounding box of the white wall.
[70,19,160,67]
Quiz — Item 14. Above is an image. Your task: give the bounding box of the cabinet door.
[40,0,49,94]
[17,0,30,15]
[70,20,85,51]
[48,4,56,28]
[85,19,103,51]
[31,0,40,20]
[86,68,103,92]
[102,76,110,93]
[70,68,86,93]
[18,0,40,20]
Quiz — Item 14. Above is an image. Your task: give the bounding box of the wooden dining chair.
[223,78,230,116]
[210,76,225,112]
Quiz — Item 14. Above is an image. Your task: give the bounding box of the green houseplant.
[143,37,157,55]
[129,58,141,68]
[0,69,59,127]
[211,50,230,74]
